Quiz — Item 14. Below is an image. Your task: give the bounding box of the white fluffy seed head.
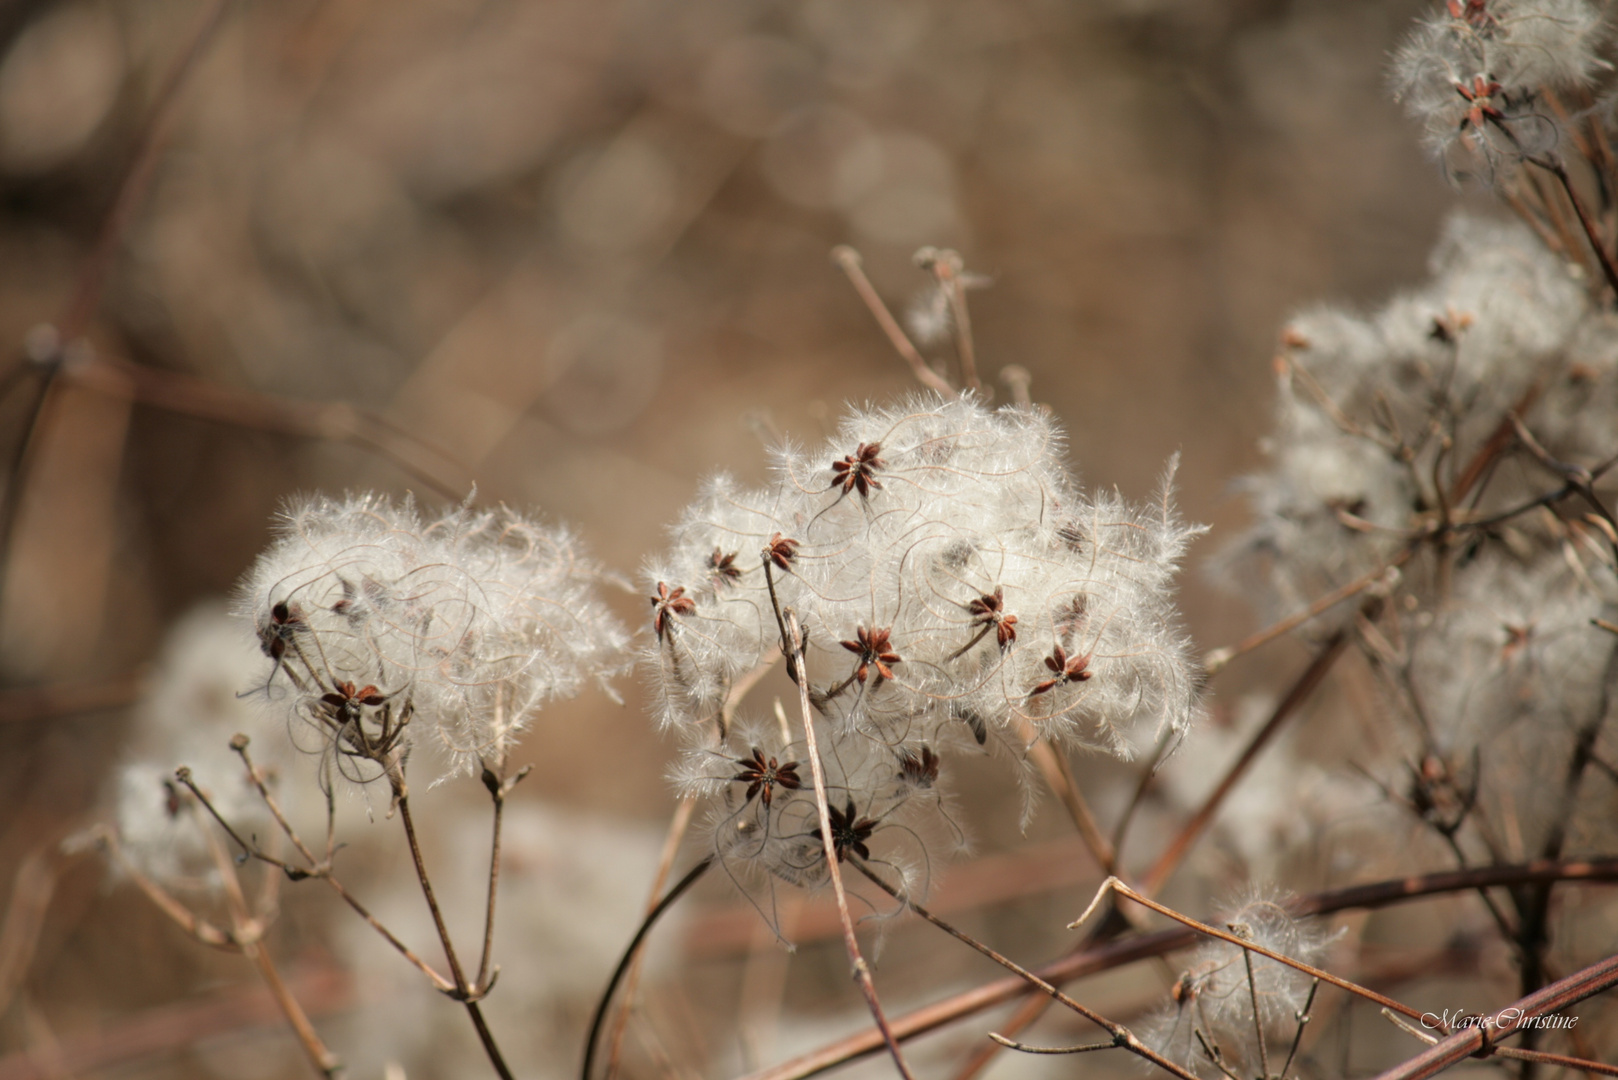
[643,396,1204,762]
[1392,0,1608,183]
[647,395,1202,931]
[1221,212,1591,628]
[236,493,629,782]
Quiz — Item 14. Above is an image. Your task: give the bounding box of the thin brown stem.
[70,355,468,498]
[93,827,232,949]
[234,742,320,867]
[1242,947,1271,1080]
[582,857,713,1080]
[832,246,957,398]
[1541,158,1618,299]
[474,763,514,993]
[1111,728,1175,860]
[0,847,63,1021]
[319,874,455,993]
[1503,180,1569,254]
[474,758,532,997]
[786,610,916,1080]
[999,365,1032,407]
[397,793,471,992]
[918,248,980,393]
[230,745,455,992]
[602,793,697,1080]
[196,806,342,1078]
[987,1034,1114,1054]
[602,655,775,1078]
[243,944,344,1078]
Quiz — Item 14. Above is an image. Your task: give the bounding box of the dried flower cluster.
[646,395,1202,912]
[237,494,629,783]
[1392,0,1609,181]
[1225,213,1595,621]
[1221,202,1618,884]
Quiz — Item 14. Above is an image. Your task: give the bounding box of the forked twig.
[192,803,341,1078]
[227,742,456,993]
[394,788,516,1080]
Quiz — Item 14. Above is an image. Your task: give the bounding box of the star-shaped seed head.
[650,582,697,642]
[840,625,902,685]
[831,442,886,499]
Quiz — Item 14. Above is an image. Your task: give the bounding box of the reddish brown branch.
[739,857,1618,1080]
[1372,951,1618,1080]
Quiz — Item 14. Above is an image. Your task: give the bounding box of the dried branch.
[831,246,956,398]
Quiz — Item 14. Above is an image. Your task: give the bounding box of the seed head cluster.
[646,396,1203,909]
[1392,0,1608,182]
[237,494,629,783]
[1223,213,1600,623]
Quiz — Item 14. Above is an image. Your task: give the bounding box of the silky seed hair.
[236,493,629,783]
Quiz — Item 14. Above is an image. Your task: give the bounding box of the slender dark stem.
[397,795,469,991]
[987,1035,1114,1054]
[477,790,503,993]
[475,762,526,994]
[1242,948,1270,1080]
[582,857,713,1080]
[1279,981,1318,1080]
[397,793,516,1080]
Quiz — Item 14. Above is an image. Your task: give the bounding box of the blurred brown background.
[0,0,1466,1075]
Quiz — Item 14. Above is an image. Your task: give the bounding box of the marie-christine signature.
[1421,1008,1578,1031]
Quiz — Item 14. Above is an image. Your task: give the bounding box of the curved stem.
[581,857,713,1080]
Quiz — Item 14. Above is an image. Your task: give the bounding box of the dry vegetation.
[6,1,1618,1080]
